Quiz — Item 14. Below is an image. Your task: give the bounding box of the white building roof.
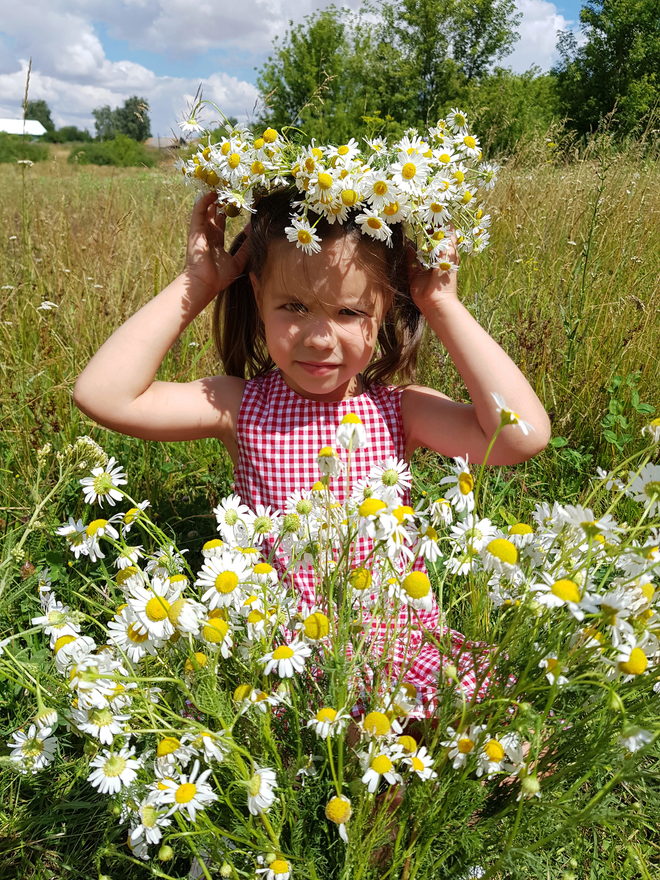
[0,119,47,136]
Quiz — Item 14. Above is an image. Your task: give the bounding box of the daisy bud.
[158,845,174,861]
[317,446,343,477]
[336,413,368,450]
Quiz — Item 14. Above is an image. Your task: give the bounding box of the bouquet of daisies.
[176,106,496,269]
[3,417,659,880]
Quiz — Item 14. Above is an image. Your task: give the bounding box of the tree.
[92,97,151,141]
[24,99,54,131]
[113,96,151,142]
[553,0,660,135]
[93,105,117,141]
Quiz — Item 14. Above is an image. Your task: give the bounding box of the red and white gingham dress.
[234,369,492,710]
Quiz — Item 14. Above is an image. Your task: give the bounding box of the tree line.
[22,0,658,153]
[255,0,658,151]
[24,96,151,143]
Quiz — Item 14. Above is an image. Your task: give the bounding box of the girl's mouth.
[296,361,340,375]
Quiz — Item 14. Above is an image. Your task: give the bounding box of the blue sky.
[0,1,586,137]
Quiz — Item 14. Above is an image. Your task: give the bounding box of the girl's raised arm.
[73,193,249,451]
[402,247,551,465]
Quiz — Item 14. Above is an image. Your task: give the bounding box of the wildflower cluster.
[177,107,496,269]
[5,415,658,877]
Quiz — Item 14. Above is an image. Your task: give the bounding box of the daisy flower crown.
[177,106,497,270]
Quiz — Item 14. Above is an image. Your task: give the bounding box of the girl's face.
[251,236,387,401]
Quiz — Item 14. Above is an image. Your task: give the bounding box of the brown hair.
[213,188,424,386]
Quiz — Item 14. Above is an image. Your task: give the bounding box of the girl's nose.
[303,317,335,349]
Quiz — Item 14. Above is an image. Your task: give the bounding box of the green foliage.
[601,372,655,454]
[553,0,660,136]
[67,134,155,167]
[0,133,49,163]
[24,99,54,132]
[462,68,560,155]
[43,126,93,143]
[92,96,151,142]
[257,0,525,142]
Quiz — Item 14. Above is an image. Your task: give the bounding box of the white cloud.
[504,0,571,72]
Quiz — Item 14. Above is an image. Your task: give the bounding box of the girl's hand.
[408,238,459,316]
[184,191,250,297]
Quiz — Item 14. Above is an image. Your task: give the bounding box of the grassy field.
[0,147,658,878]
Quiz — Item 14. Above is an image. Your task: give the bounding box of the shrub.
[68,134,155,167]
[0,133,50,163]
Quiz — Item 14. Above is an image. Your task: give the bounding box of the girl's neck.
[278,370,364,402]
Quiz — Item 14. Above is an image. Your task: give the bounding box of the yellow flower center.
[175,782,197,804]
[411,756,425,772]
[326,795,352,824]
[619,647,648,675]
[215,571,239,593]
[234,684,252,701]
[367,217,382,229]
[317,172,333,189]
[484,739,505,762]
[363,711,391,736]
[127,623,149,643]
[393,505,414,523]
[358,498,386,517]
[373,180,388,195]
[202,617,229,643]
[401,162,417,179]
[397,735,418,753]
[349,567,372,591]
[272,645,294,660]
[383,201,399,216]
[185,652,208,672]
[486,538,519,565]
[551,579,581,604]
[371,754,393,774]
[270,860,290,874]
[457,737,474,754]
[145,596,170,621]
[509,523,533,535]
[103,755,127,777]
[54,634,76,653]
[262,128,278,143]
[341,189,358,206]
[304,612,330,639]
[458,472,474,495]
[402,572,431,599]
[316,707,338,723]
[227,152,241,169]
[86,519,108,537]
[463,135,476,149]
[157,736,181,757]
[297,229,312,245]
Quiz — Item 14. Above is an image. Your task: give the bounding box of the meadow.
[0,143,658,879]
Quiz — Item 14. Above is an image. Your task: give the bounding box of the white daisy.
[627,463,660,514]
[79,456,127,506]
[196,552,251,611]
[317,446,343,477]
[71,705,130,745]
[157,760,217,821]
[368,457,411,500]
[285,215,322,255]
[247,766,277,814]
[87,745,140,795]
[325,794,352,842]
[404,746,437,781]
[213,494,254,543]
[440,724,486,769]
[129,796,171,846]
[355,210,393,244]
[260,638,312,678]
[618,726,654,753]
[531,574,599,622]
[8,724,57,774]
[490,393,535,435]
[361,749,403,793]
[307,706,351,739]
[336,412,368,450]
[439,456,475,513]
[256,858,291,880]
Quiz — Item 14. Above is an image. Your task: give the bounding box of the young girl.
[74,187,551,711]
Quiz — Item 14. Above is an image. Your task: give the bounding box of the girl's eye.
[339,308,364,317]
[284,302,307,313]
